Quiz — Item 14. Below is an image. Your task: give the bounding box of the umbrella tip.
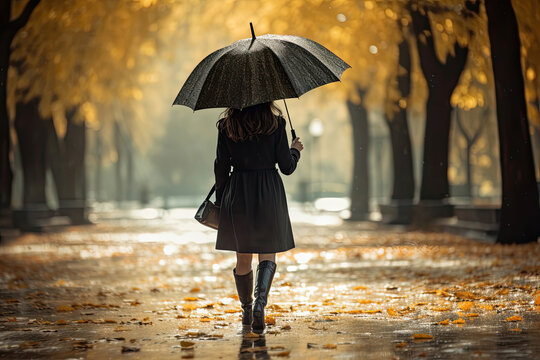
[250,22,256,40]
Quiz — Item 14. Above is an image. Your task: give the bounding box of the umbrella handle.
[282,99,297,140]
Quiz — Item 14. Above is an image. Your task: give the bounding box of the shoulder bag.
[195,184,220,230]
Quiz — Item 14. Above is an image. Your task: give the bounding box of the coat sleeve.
[214,129,231,205]
[275,119,300,175]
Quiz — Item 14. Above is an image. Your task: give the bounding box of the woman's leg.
[253,253,277,332]
[236,253,253,274]
[258,253,276,263]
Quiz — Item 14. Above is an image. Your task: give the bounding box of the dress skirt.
[215,168,295,253]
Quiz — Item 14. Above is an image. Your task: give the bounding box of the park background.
[0,1,540,359]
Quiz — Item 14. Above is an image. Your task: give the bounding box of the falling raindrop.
[369,45,378,54]
[337,13,347,22]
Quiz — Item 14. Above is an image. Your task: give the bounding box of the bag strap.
[205,184,216,201]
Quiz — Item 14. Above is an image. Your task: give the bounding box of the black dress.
[214,117,300,253]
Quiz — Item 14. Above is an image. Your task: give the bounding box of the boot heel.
[252,310,264,331]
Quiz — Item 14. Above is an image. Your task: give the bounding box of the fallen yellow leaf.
[184,297,198,302]
[438,319,450,325]
[323,343,337,349]
[56,305,75,312]
[180,341,195,348]
[455,291,478,300]
[187,330,206,337]
[265,316,276,325]
[244,331,259,338]
[183,304,198,311]
[395,342,408,348]
[452,318,466,324]
[436,290,451,297]
[506,316,522,322]
[387,308,398,316]
[364,309,382,314]
[466,313,480,317]
[19,341,39,348]
[353,286,367,290]
[458,302,474,311]
[356,299,374,304]
[431,307,451,312]
[75,319,93,323]
[412,334,434,339]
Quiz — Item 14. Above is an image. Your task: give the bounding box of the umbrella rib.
[256,40,301,98]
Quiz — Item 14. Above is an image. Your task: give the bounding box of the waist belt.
[232,167,277,173]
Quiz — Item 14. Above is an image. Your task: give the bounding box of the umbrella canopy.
[173,27,350,110]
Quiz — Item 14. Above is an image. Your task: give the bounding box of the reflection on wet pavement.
[0,207,539,359]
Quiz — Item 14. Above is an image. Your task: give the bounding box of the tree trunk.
[63,116,86,204]
[126,134,134,201]
[455,108,486,199]
[485,0,540,244]
[94,131,103,202]
[0,36,13,210]
[114,121,124,204]
[387,113,415,199]
[346,95,370,220]
[0,0,41,211]
[386,35,414,200]
[48,110,88,223]
[411,5,470,202]
[13,98,48,206]
[465,143,472,198]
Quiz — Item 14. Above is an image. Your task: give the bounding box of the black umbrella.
[173,23,350,138]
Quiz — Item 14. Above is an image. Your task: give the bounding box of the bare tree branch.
[7,0,41,35]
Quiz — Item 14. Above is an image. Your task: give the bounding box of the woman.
[214,101,303,332]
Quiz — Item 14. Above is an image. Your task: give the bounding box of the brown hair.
[216,102,282,142]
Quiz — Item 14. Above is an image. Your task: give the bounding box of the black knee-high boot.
[233,268,253,326]
[252,260,276,331]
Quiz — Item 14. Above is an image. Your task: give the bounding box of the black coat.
[214,117,300,253]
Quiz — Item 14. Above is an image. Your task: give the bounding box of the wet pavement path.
[0,207,539,359]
